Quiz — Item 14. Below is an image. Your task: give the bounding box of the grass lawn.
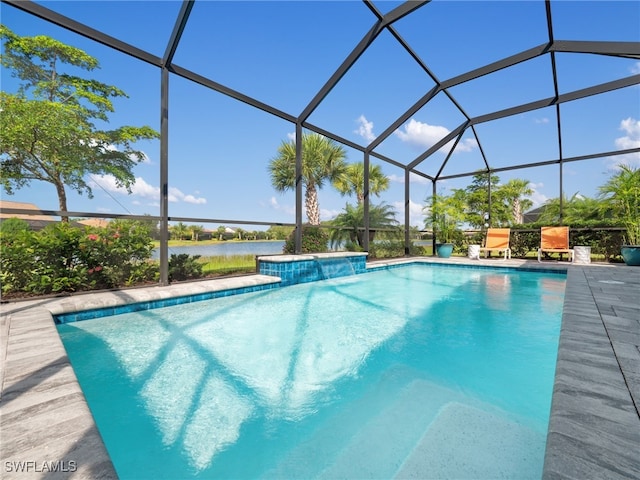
[198,255,257,276]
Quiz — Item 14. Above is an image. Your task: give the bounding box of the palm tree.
[329,202,399,249]
[537,193,602,224]
[497,178,533,225]
[598,164,640,245]
[188,224,204,241]
[423,190,466,243]
[269,133,347,225]
[332,162,389,204]
[170,222,189,241]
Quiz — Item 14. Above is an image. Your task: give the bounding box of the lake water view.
[153,240,432,259]
[152,241,286,259]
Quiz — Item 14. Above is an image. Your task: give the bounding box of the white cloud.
[391,199,426,227]
[395,119,449,148]
[86,140,152,164]
[631,62,640,74]
[612,117,640,167]
[320,208,342,222]
[138,151,152,165]
[130,177,158,198]
[265,196,295,216]
[534,117,549,124]
[527,182,548,208]
[394,119,477,154]
[388,173,431,185]
[89,175,206,204]
[264,196,337,221]
[286,132,296,142]
[354,115,376,142]
[181,194,207,205]
[452,138,478,153]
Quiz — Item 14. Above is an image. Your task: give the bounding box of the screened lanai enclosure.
[1,0,639,283]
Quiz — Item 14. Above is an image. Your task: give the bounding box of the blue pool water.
[57,264,565,479]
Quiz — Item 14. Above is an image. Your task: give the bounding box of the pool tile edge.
[542,266,640,480]
[0,307,118,479]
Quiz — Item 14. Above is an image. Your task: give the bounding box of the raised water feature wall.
[257,252,368,286]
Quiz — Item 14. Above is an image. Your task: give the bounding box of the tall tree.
[188,224,204,241]
[269,132,347,225]
[464,172,501,228]
[0,26,159,221]
[332,162,389,204]
[423,189,467,243]
[495,178,533,225]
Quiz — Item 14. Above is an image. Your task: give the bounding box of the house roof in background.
[0,200,52,222]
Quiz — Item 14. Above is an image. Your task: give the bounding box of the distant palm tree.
[170,222,189,241]
[333,162,389,204]
[329,202,399,249]
[188,224,204,241]
[269,133,347,225]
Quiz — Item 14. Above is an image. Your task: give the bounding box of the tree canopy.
[0,25,159,220]
[268,132,347,225]
[329,202,399,249]
[598,164,640,245]
[332,162,389,205]
[425,172,535,232]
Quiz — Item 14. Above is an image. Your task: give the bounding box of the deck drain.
[598,280,626,284]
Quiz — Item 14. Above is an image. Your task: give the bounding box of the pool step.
[394,402,546,479]
[316,379,455,479]
[265,371,545,479]
[262,370,444,479]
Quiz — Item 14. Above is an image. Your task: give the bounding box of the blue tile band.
[258,255,367,286]
[54,282,280,324]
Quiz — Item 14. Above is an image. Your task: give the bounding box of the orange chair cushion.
[541,226,569,250]
[483,228,510,249]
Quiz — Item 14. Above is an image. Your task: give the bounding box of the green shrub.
[1,219,158,296]
[369,240,424,259]
[509,224,625,261]
[0,227,38,294]
[77,220,158,288]
[168,254,204,282]
[509,230,540,258]
[283,225,329,254]
[0,217,30,236]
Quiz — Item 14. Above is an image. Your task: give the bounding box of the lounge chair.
[537,226,574,263]
[479,228,511,260]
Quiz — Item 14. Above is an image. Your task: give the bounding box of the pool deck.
[1,258,638,479]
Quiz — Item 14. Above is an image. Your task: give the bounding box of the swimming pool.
[57,263,565,479]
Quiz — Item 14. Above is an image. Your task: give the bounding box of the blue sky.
[1,0,639,230]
